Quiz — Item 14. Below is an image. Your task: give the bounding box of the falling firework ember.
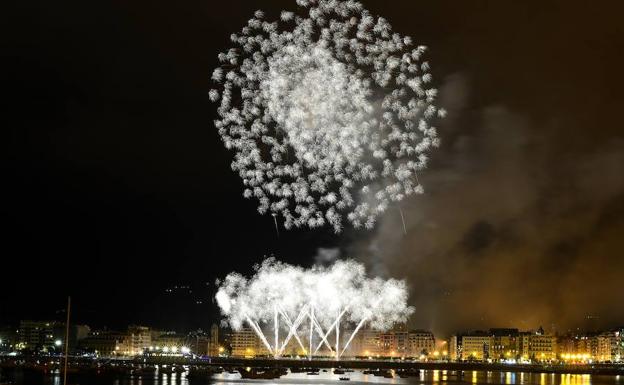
[210,0,445,233]
[215,258,413,359]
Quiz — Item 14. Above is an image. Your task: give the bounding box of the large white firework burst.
[215,258,413,358]
[210,0,445,233]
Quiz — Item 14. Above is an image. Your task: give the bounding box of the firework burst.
[215,258,413,358]
[211,0,445,232]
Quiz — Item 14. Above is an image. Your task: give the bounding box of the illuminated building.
[460,332,491,361]
[16,320,90,352]
[449,335,461,361]
[596,329,624,363]
[0,327,16,351]
[353,326,435,358]
[231,327,269,357]
[519,328,556,361]
[17,320,58,349]
[79,330,125,356]
[609,328,624,363]
[152,331,185,349]
[209,324,220,356]
[557,333,598,362]
[408,330,436,357]
[489,329,519,360]
[355,328,380,356]
[378,324,409,357]
[115,326,152,356]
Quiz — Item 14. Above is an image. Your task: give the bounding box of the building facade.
[115,326,152,356]
[408,330,436,356]
[230,328,266,357]
[353,326,434,358]
[209,324,221,356]
[461,333,491,361]
[524,329,557,361]
[17,321,58,350]
[79,330,125,356]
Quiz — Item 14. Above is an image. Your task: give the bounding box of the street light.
[55,340,62,347]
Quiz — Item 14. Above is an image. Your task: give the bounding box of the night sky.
[2,0,623,336]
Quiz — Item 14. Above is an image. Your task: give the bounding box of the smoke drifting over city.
[348,72,624,336]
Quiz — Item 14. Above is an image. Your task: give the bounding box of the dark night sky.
[2,0,623,336]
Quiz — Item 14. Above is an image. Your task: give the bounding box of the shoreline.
[3,356,623,376]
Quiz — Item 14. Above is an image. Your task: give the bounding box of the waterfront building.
[557,333,597,362]
[489,329,519,360]
[356,328,381,357]
[609,328,624,363]
[354,326,435,358]
[17,320,58,349]
[115,326,152,356]
[596,328,624,362]
[152,331,186,349]
[230,327,268,357]
[209,324,221,356]
[408,330,436,357]
[597,333,613,362]
[79,330,125,356]
[449,335,461,361]
[461,332,491,361]
[519,328,557,361]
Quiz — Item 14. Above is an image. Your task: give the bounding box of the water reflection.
[3,369,624,385]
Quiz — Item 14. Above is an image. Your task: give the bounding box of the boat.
[238,368,282,379]
[397,369,420,377]
[134,366,157,376]
[334,369,346,375]
[187,368,210,379]
[159,366,173,375]
[339,377,351,381]
[307,371,320,375]
[383,372,394,379]
[372,370,387,377]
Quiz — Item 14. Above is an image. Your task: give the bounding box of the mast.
[63,296,71,385]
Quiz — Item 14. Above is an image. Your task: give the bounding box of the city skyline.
[2,317,623,365]
[3,0,624,337]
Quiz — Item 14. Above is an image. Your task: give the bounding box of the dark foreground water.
[2,369,624,385]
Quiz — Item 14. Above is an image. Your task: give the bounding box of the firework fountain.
[216,259,413,359]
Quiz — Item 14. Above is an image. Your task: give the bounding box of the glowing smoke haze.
[210,0,445,232]
[215,258,413,358]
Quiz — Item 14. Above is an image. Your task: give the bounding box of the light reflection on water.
[6,369,624,385]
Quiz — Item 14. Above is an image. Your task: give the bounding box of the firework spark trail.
[314,307,349,354]
[278,304,309,354]
[272,214,280,238]
[277,306,308,355]
[215,258,413,358]
[400,207,407,235]
[210,0,445,233]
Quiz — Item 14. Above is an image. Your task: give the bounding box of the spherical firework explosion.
[215,258,413,358]
[210,0,445,233]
